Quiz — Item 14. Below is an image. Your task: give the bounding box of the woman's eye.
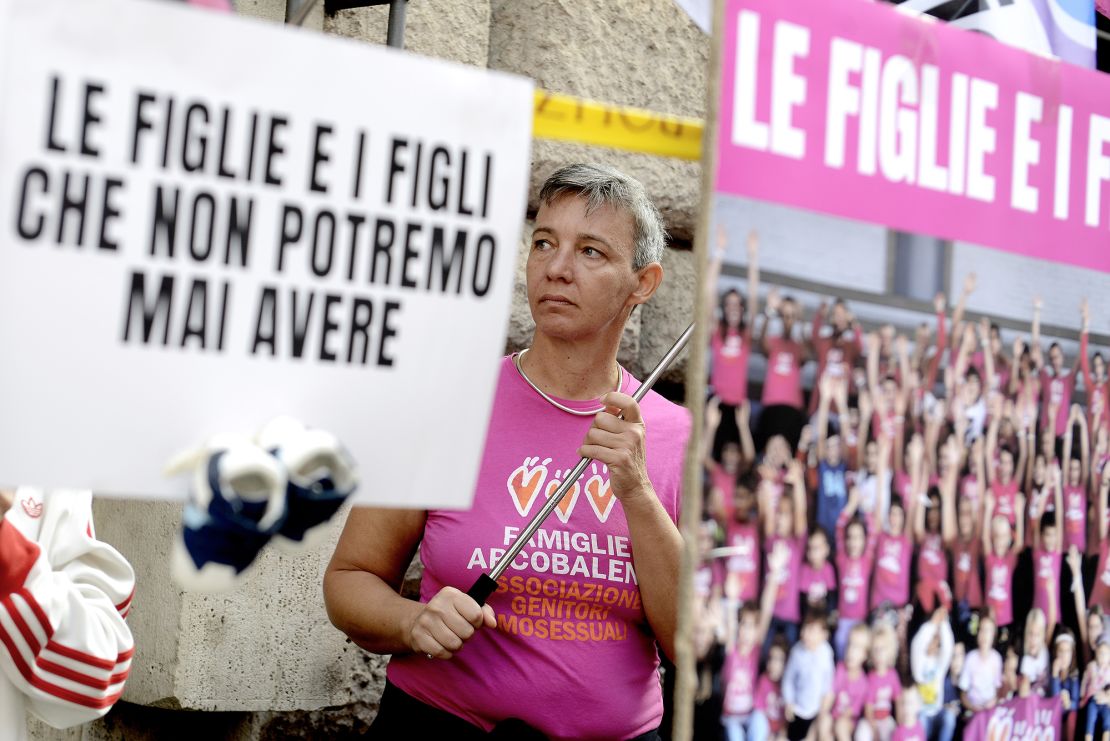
[533,239,551,250]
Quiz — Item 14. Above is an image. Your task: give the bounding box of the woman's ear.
[627,262,663,310]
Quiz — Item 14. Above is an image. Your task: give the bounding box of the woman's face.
[1096,354,1107,381]
[1068,458,1082,486]
[723,291,743,327]
[527,195,650,342]
[733,486,755,521]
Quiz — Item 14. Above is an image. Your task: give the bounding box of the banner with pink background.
[717,0,1110,272]
[963,695,1063,740]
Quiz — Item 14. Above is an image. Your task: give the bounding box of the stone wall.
[27,1,706,738]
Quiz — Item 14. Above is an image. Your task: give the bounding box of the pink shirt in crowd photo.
[761,337,804,409]
[711,328,751,405]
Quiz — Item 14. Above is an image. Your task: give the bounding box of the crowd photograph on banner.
[0,0,1108,740]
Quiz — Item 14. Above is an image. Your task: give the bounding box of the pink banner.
[963,695,1063,740]
[717,0,1110,272]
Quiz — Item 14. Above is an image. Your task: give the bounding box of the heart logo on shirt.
[21,497,43,519]
[544,472,580,523]
[584,469,616,523]
[506,458,549,517]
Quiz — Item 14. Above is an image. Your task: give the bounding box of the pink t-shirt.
[891,724,927,741]
[754,675,785,733]
[871,532,912,609]
[917,533,948,585]
[837,511,877,621]
[952,538,983,608]
[985,552,1018,627]
[993,479,1019,526]
[388,358,689,739]
[767,534,804,622]
[761,336,804,409]
[866,669,902,721]
[831,664,868,720]
[710,462,737,519]
[711,328,751,405]
[1091,541,1110,611]
[694,560,723,600]
[1032,549,1062,622]
[1041,368,1075,437]
[722,645,760,716]
[724,520,761,603]
[798,562,836,610]
[1063,485,1088,554]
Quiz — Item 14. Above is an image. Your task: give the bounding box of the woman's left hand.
[578,392,653,504]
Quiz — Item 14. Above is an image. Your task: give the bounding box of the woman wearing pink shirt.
[982,486,1026,640]
[762,461,808,653]
[324,165,687,739]
[835,486,879,659]
[1080,300,1109,435]
[1062,406,1092,555]
[706,227,760,410]
[756,289,811,453]
[913,440,957,614]
[1029,462,1065,635]
[1033,302,1080,442]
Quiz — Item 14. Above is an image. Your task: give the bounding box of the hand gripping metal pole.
[466,322,695,605]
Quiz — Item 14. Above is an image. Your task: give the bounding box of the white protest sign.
[0,0,533,508]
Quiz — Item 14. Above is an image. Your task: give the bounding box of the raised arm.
[941,439,959,544]
[980,317,997,393]
[816,375,833,462]
[746,230,760,321]
[756,288,779,356]
[950,273,976,360]
[1031,297,1044,370]
[738,400,756,466]
[1068,546,1090,659]
[983,490,995,553]
[1013,492,1026,554]
[925,293,948,392]
[1052,463,1064,554]
[704,225,726,327]
[1081,298,1093,398]
[1077,406,1091,489]
[756,541,788,643]
[787,459,808,538]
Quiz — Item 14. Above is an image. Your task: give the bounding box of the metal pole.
[466,322,696,605]
[386,0,406,48]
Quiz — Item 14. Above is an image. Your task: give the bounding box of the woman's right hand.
[405,586,496,660]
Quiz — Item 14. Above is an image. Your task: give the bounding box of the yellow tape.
[532,90,704,161]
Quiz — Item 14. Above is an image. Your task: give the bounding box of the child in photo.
[959,612,1003,716]
[782,609,835,741]
[819,622,871,741]
[798,527,837,616]
[983,489,1026,643]
[763,460,808,653]
[835,487,878,659]
[1052,630,1081,741]
[750,635,789,741]
[1082,634,1110,741]
[857,624,901,741]
[890,686,925,741]
[722,544,791,741]
[1018,608,1050,697]
[910,607,955,741]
